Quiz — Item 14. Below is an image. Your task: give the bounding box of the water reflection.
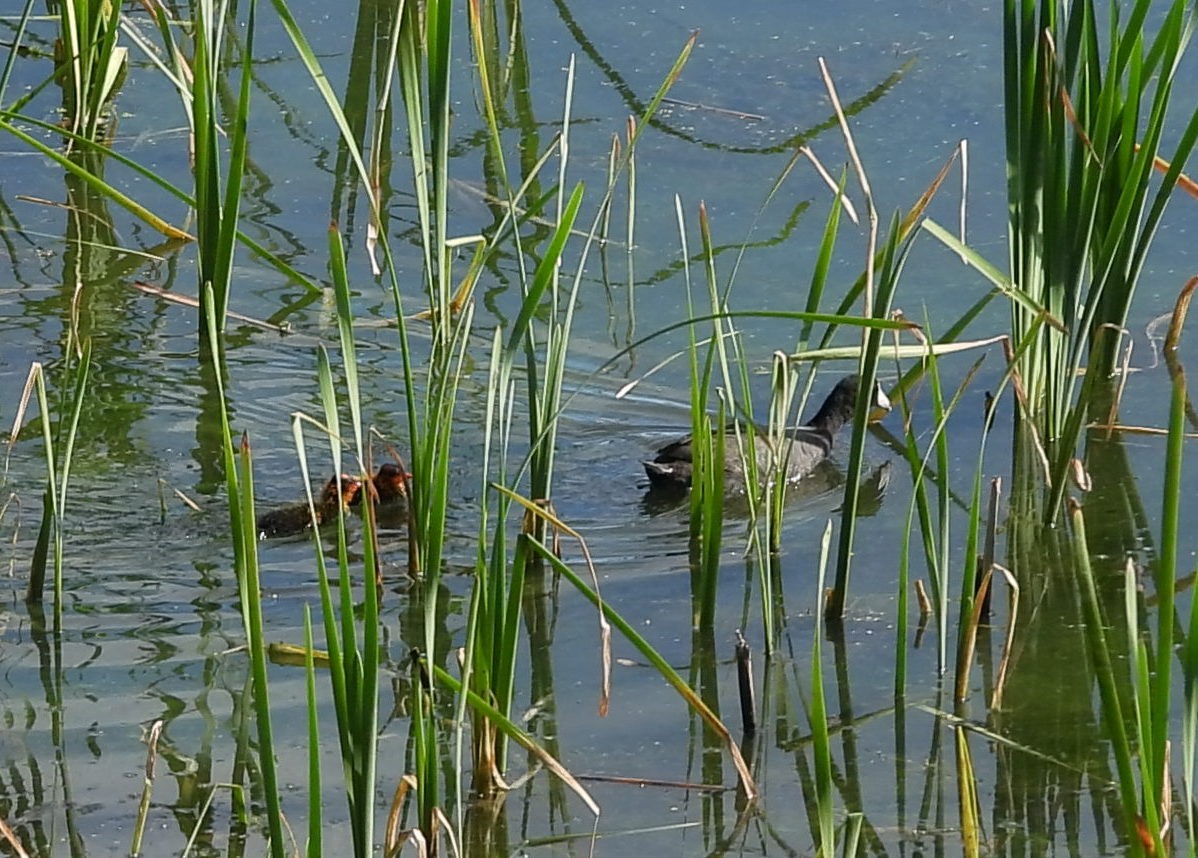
[4,0,1191,854]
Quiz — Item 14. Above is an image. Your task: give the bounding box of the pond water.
[2,0,1197,856]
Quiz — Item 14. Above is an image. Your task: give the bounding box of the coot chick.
[256,474,361,539]
[356,462,409,506]
[376,463,408,503]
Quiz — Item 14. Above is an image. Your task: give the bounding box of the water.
[2,0,1197,855]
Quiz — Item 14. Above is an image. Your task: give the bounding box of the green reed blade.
[268,0,378,215]
[504,183,585,364]
[200,285,245,578]
[233,435,286,858]
[310,334,381,858]
[811,519,835,854]
[46,338,90,622]
[675,195,710,545]
[191,0,217,308]
[190,0,257,332]
[509,182,585,500]
[828,214,906,621]
[0,110,319,289]
[1179,364,1198,858]
[1149,361,1186,794]
[214,0,256,325]
[426,0,452,309]
[0,116,189,239]
[798,171,846,355]
[201,278,283,854]
[328,227,363,460]
[0,0,36,108]
[1070,501,1142,848]
[55,0,127,140]
[496,531,528,717]
[466,0,506,185]
[17,344,93,612]
[19,371,51,609]
[1127,617,1163,855]
[304,608,322,858]
[292,414,349,742]
[765,352,791,569]
[695,405,725,633]
[922,219,1062,330]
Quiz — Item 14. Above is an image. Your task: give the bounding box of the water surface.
[1,0,1196,855]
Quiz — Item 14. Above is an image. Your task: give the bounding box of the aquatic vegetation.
[53,0,127,143]
[7,344,90,626]
[3,0,1198,856]
[1002,0,1198,518]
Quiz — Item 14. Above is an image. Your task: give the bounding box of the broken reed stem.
[735,630,757,736]
[131,719,163,857]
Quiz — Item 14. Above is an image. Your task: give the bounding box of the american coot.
[256,474,362,539]
[642,374,890,494]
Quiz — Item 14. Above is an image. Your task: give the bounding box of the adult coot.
[643,374,889,493]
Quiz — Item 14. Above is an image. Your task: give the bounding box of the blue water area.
[1,0,1197,855]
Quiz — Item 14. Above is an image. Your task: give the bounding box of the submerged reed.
[10,343,91,627]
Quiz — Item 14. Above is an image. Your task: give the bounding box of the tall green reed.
[232,436,287,858]
[462,13,777,808]
[770,81,978,634]
[266,0,611,840]
[1093,279,1192,855]
[259,0,488,841]
[462,5,698,809]
[53,0,127,142]
[391,0,476,835]
[262,1,466,834]
[688,200,738,632]
[1004,0,1198,518]
[892,350,973,681]
[185,0,258,670]
[460,173,583,799]
[192,0,256,343]
[762,168,851,565]
[896,347,995,691]
[663,121,908,644]
[184,1,292,850]
[825,215,900,622]
[295,227,383,858]
[199,293,286,857]
[796,61,903,622]
[199,225,373,855]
